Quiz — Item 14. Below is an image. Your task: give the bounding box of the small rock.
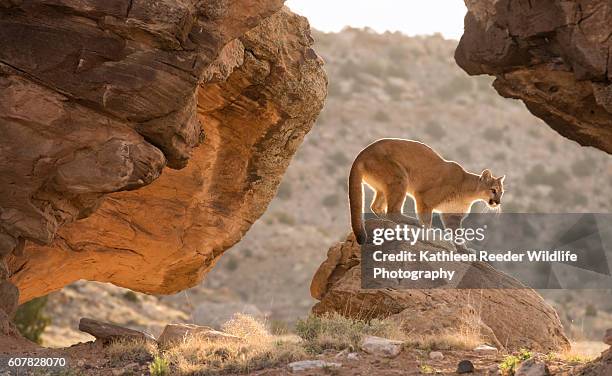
[457,360,475,374]
[347,352,360,360]
[429,351,444,360]
[157,323,241,348]
[474,344,498,353]
[287,360,341,372]
[486,364,501,376]
[515,358,550,376]
[78,318,155,343]
[360,335,403,358]
[604,328,612,346]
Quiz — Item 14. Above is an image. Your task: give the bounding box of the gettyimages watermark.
[360,213,612,289]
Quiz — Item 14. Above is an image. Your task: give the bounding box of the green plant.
[499,349,533,375]
[14,296,50,344]
[420,364,435,374]
[499,355,520,375]
[123,291,139,303]
[149,355,170,376]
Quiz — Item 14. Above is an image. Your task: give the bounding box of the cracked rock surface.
[456,0,612,153]
[0,2,326,304]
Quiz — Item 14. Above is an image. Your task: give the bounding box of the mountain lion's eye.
[491,189,497,194]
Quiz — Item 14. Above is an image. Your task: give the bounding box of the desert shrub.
[225,255,239,271]
[327,79,343,97]
[436,75,473,101]
[361,60,385,78]
[14,296,51,344]
[329,151,350,166]
[573,192,588,207]
[385,64,411,80]
[387,44,412,61]
[123,291,139,303]
[585,304,597,317]
[295,313,399,352]
[384,80,404,100]
[338,60,360,80]
[321,193,341,208]
[525,164,569,187]
[372,110,391,122]
[571,157,595,177]
[164,314,306,374]
[337,177,348,193]
[424,121,446,139]
[275,212,296,226]
[276,181,292,200]
[455,144,472,160]
[493,151,507,161]
[482,126,504,141]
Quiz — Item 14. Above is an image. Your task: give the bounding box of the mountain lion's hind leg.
[385,189,419,226]
[441,213,463,232]
[370,190,387,217]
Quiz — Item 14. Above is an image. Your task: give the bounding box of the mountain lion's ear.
[480,169,492,181]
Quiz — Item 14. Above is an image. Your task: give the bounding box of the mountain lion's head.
[479,169,505,208]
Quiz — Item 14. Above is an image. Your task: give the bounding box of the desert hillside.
[42,28,612,347]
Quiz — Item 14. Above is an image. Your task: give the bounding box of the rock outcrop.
[456,0,612,154]
[1,2,327,304]
[310,222,570,352]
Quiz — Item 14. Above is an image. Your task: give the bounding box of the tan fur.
[349,139,505,244]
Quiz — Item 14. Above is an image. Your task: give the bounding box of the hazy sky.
[285,0,467,40]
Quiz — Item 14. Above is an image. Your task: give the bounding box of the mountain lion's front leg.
[441,213,473,254]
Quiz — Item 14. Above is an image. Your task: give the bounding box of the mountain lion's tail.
[349,161,366,244]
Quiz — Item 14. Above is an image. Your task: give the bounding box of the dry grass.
[546,344,601,364]
[104,312,488,374]
[163,314,307,375]
[404,331,482,351]
[295,312,404,352]
[105,338,157,365]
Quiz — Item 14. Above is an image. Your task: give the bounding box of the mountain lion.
[349,139,505,244]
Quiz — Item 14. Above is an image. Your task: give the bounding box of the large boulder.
[310,222,570,352]
[456,0,612,154]
[2,2,327,303]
